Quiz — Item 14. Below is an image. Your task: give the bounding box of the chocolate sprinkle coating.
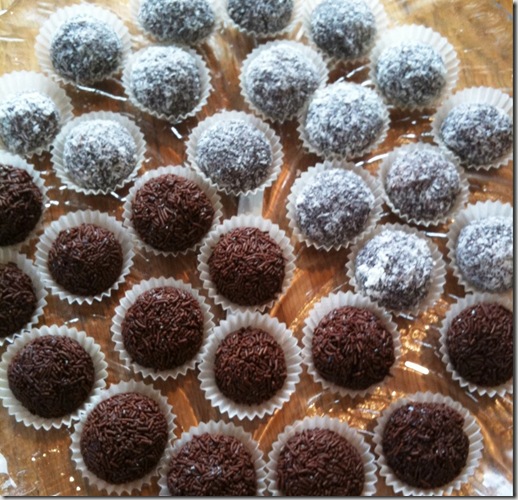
[196,119,273,193]
[0,91,60,155]
[63,119,137,191]
[167,433,257,496]
[295,169,374,247]
[121,286,205,371]
[244,44,320,122]
[48,223,123,296]
[277,428,364,496]
[455,216,513,293]
[80,392,168,484]
[214,326,287,405]
[310,0,376,61]
[312,306,395,390]
[0,263,37,338]
[129,46,202,119]
[446,303,513,387]
[382,402,469,489]
[50,15,123,85]
[139,0,215,45]
[355,229,434,310]
[0,165,43,246]
[228,0,293,35]
[385,147,461,222]
[440,103,513,167]
[375,42,447,108]
[304,81,386,158]
[131,174,215,252]
[208,227,285,306]
[8,335,95,418]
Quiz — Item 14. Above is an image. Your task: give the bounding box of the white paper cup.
[0,325,108,430]
[372,391,484,496]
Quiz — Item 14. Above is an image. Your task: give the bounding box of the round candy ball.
[228,0,293,35]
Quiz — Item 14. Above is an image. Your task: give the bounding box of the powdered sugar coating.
[375,42,446,108]
[355,229,434,310]
[228,0,293,35]
[456,216,513,293]
[295,169,374,247]
[63,120,137,191]
[440,104,513,167]
[310,0,376,60]
[0,91,60,155]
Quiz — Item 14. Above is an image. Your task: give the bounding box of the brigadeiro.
[241,41,327,122]
[300,80,388,159]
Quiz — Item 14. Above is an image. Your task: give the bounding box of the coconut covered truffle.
[243,43,321,122]
[227,0,294,35]
[50,15,123,85]
[309,0,377,61]
[440,103,513,167]
[138,0,215,45]
[0,92,60,155]
[455,216,513,293]
[195,119,273,193]
[62,120,137,192]
[303,81,386,158]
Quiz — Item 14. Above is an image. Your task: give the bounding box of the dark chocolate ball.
[228,0,293,35]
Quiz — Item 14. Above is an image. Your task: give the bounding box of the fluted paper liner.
[0,325,108,430]
[302,290,401,399]
[70,380,176,495]
[157,420,267,496]
[186,110,284,196]
[266,415,378,496]
[372,391,484,496]
[111,276,215,381]
[51,110,146,196]
[198,215,296,313]
[35,210,135,305]
[198,311,302,420]
[286,160,383,251]
[122,165,222,256]
[438,293,513,398]
[431,86,513,170]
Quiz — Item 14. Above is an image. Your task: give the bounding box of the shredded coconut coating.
[375,42,446,108]
[456,216,513,292]
[228,0,293,34]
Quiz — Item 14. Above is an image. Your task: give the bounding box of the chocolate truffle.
[167,433,257,495]
[277,428,364,496]
[195,119,273,193]
[8,335,95,418]
[455,216,512,293]
[208,227,285,307]
[0,165,43,246]
[295,169,374,247]
[0,92,60,155]
[121,286,204,371]
[0,263,37,338]
[131,174,214,252]
[310,0,377,61]
[382,402,469,489]
[243,43,320,122]
[48,223,123,296]
[227,0,293,35]
[50,15,123,85]
[446,303,513,387]
[375,42,447,108]
[80,392,168,484]
[129,46,202,120]
[354,229,434,310]
[214,326,287,405]
[312,306,395,390]
[440,103,513,167]
[138,0,215,44]
[63,119,137,192]
[304,81,386,158]
[384,147,461,223]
